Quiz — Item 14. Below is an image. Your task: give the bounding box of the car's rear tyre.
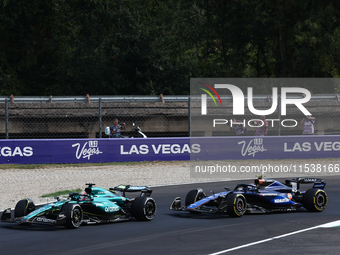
[227,193,247,217]
[14,198,35,217]
[303,188,328,212]
[131,196,157,221]
[64,203,83,229]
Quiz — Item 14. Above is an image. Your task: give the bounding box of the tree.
[0,0,339,96]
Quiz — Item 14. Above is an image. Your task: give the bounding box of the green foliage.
[0,0,340,96]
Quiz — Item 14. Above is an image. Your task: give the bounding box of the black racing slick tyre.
[185,189,205,214]
[227,193,247,217]
[14,198,35,217]
[131,196,157,221]
[303,188,328,212]
[64,203,83,229]
[185,189,205,207]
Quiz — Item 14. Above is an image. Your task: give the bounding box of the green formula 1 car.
[1,183,156,229]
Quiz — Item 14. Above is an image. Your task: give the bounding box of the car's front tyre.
[14,198,35,217]
[185,189,205,206]
[227,193,247,217]
[185,189,205,214]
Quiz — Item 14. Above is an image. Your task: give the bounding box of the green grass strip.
[40,188,82,198]
[0,161,159,170]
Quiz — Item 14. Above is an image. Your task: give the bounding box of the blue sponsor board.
[0,136,339,164]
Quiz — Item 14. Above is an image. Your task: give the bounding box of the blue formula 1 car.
[170,177,327,217]
[1,183,156,229]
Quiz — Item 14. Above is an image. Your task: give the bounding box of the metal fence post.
[188,96,191,137]
[278,95,281,136]
[99,98,102,138]
[5,99,9,139]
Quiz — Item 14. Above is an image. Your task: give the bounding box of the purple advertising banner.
[0,138,193,164]
[190,135,340,160]
[0,136,339,164]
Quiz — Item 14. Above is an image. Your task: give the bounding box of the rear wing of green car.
[110,185,152,197]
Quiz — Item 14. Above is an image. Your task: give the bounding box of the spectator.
[255,115,268,136]
[232,118,248,136]
[301,115,316,135]
[109,118,126,138]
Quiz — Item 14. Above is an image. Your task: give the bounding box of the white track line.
[208,220,340,255]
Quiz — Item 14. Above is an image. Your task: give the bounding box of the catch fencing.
[0,94,339,139]
[0,95,188,139]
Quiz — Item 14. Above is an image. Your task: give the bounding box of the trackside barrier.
[0,136,339,164]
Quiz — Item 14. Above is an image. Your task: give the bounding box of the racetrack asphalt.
[1,176,339,255]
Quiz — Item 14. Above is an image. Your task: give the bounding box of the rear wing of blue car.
[285,178,326,190]
[110,185,152,197]
[312,182,326,189]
